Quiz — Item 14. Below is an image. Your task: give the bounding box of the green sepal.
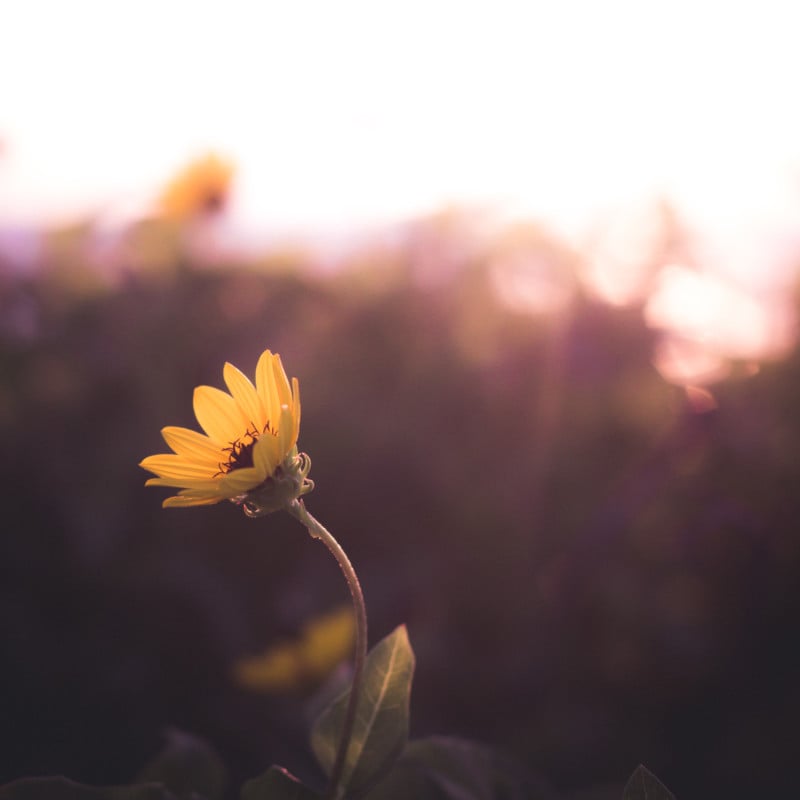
[311,625,415,798]
[240,766,320,800]
[622,765,676,800]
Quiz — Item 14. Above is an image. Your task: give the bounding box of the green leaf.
[0,776,175,800]
[622,765,676,800]
[311,625,415,798]
[366,736,552,800]
[136,728,227,800]
[240,766,320,800]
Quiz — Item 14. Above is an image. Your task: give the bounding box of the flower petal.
[193,385,248,444]
[276,404,297,460]
[272,354,293,409]
[219,467,264,495]
[290,377,301,445]
[253,435,279,478]
[161,426,222,464]
[175,487,224,500]
[140,453,219,480]
[145,476,221,490]
[255,349,281,424]
[163,494,221,508]
[223,362,266,431]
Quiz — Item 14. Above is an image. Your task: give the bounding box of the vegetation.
[1,205,798,798]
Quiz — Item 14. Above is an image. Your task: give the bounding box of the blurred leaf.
[311,625,415,798]
[234,606,355,693]
[240,766,319,800]
[367,736,552,800]
[136,728,226,800]
[0,777,175,800]
[621,766,675,800]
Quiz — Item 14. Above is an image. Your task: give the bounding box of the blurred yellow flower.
[158,153,234,220]
[233,606,356,693]
[140,350,302,508]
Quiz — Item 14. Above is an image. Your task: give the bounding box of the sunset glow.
[3,2,799,234]
[3,1,800,372]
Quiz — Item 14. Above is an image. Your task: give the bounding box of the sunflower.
[141,350,310,510]
[158,153,234,220]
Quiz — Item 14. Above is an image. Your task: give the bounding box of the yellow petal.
[223,362,266,431]
[193,385,248,444]
[163,494,221,508]
[272,354,293,409]
[255,349,281,424]
[140,454,219,480]
[275,405,296,461]
[175,488,225,500]
[291,377,301,445]
[145,476,221,490]
[219,467,264,495]
[161,426,222,464]
[253,435,279,478]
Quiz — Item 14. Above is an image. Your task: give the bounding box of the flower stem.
[286,499,368,800]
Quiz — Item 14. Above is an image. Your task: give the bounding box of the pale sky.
[2,0,800,255]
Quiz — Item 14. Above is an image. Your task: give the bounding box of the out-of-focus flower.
[233,606,356,693]
[140,350,311,510]
[158,153,234,221]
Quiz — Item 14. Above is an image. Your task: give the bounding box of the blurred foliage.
[0,627,667,799]
[1,206,800,800]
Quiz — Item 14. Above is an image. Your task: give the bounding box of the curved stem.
[286,499,368,800]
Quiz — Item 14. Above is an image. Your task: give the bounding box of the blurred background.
[2,2,800,798]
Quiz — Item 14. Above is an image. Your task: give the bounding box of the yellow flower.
[158,153,234,220]
[233,606,356,693]
[140,350,308,509]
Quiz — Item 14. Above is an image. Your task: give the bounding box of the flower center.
[217,422,276,476]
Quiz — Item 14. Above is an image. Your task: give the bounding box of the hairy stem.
[286,499,368,800]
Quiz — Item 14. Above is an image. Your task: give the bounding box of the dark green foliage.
[0,776,175,799]
[622,766,675,800]
[2,223,799,797]
[136,730,227,800]
[366,737,554,800]
[240,767,320,800]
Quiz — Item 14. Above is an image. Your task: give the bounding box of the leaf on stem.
[311,625,415,798]
[622,765,676,800]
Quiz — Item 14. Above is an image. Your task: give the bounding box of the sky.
[2,0,800,281]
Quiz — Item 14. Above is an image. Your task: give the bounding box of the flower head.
[158,153,234,220]
[140,350,312,511]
